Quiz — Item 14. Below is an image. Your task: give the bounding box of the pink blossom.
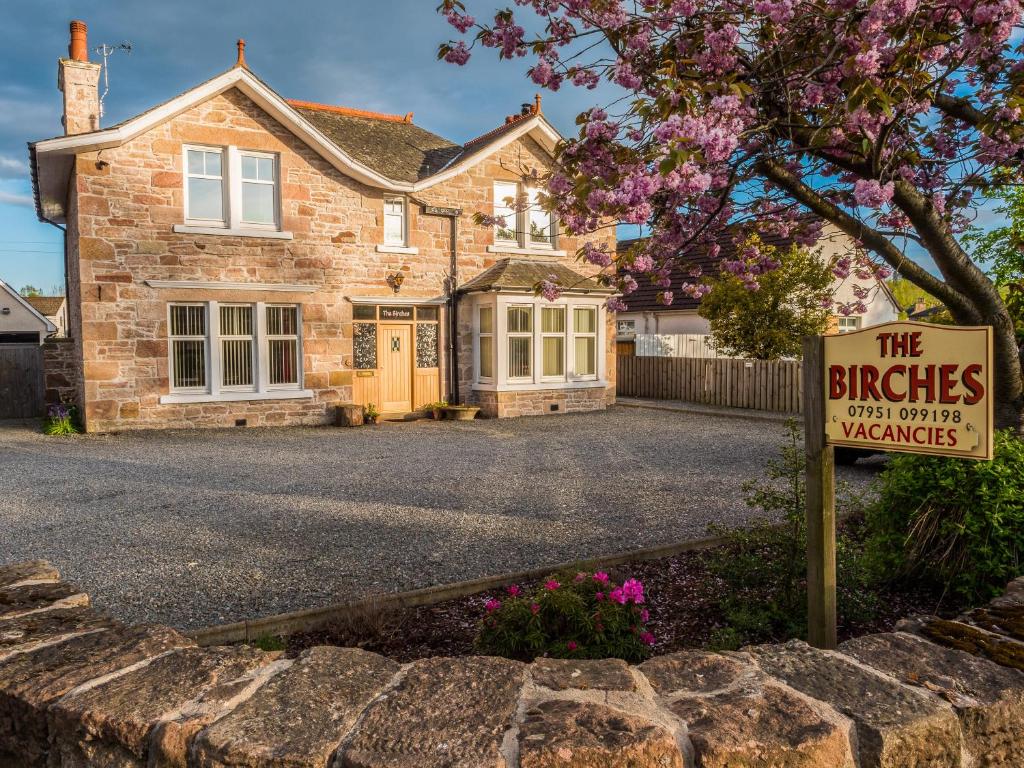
[566,640,578,651]
[640,608,650,622]
[443,41,471,66]
[595,591,605,601]
[853,179,895,208]
[507,584,522,597]
[545,579,561,591]
[609,588,627,604]
[640,632,656,646]
[530,603,540,615]
[622,578,645,604]
[593,571,610,584]
[485,599,502,613]
[445,9,476,33]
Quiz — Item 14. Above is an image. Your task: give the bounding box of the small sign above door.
[379,306,413,321]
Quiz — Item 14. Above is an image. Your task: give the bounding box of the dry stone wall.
[3,559,1024,767]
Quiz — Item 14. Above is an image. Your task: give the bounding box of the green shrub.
[865,429,1024,604]
[706,420,878,647]
[42,403,81,435]
[475,571,654,662]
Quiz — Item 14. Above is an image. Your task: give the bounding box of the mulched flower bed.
[286,528,952,662]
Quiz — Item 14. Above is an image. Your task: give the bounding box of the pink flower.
[530,603,540,615]
[592,572,610,584]
[443,41,471,66]
[485,599,501,613]
[445,9,475,33]
[640,632,656,646]
[640,609,650,623]
[574,572,586,583]
[609,588,627,604]
[545,579,561,591]
[595,591,605,601]
[506,585,521,597]
[622,579,645,605]
[853,179,894,209]
[566,641,578,651]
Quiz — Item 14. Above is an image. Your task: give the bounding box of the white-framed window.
[169,304,208,391]
[240,152,278,227]
[168,301,303,397]
[616,319,637,336]
[541,306,565,378]
[837,316,862,333]
[478,306,494,381]
[266,305,300,386]
[492,181,556,249]
[573,307,598,378]
[182,145,280,232]
[185,148,225,224]
[383,196,407,246]
[507,305,533,379]
[219,304,255,390]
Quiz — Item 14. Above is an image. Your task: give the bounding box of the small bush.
[706,420,878,647]
[475,572,654,662]
[42,403,81,435]
[865,429,1024,604]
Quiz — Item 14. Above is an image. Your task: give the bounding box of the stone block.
[747,641,962,767]
[0,581,89,621]
[518,700,684,768]
[0,607,114,661]
[531,658,637,692]
[193,647,399,768]
[336,403,364,427]
[0,561,58,589]
[841,632,1024,767]
[48,645,276,768]
[339,656,525,768]
[639,651,753,695]
[152,171,182,188]
[0,624,190,766]
[898,616,1024,673]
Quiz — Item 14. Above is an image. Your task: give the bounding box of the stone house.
[30,21,617,431]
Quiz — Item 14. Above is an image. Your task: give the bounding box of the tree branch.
[933,93,987,127]
[755,157,977,317]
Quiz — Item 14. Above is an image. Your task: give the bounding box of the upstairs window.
[837,316,862,334]
[240,153,277,227]
[492,181,556,249]
[185,148,225,223]
[182,145,280,232]
[383,197,407,246]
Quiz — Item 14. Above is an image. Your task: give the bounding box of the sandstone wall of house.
[70,88,612,431]
[3,559,1024,767]
[41,338,81,407]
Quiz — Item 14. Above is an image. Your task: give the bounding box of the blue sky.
[0,1,625,292]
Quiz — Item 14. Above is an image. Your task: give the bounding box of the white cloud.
[0,155,27,180]
[0,190,32,207]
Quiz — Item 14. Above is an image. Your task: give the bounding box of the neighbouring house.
[29,21,616,431]
[24,295,68,338]
[615,224,901,353]
[0,279,57,343]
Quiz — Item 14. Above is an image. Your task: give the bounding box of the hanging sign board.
[823,322,993,460]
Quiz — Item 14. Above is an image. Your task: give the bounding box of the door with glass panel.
[378,324,413,412]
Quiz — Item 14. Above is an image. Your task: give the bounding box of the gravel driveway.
[0,406,880,630]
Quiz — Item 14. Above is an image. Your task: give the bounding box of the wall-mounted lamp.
[1,307,10,315]
[386,272,405,294]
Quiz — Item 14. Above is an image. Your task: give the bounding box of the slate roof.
[24,296,64,317]
[458,258,614,294]
[616,230,798,313]
[290,104,463,183]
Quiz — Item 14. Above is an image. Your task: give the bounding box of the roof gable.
[25,295,65,317]
[31,65,563,224]
[0,280,58,333]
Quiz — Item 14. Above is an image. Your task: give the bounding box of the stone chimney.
[58,20,101,135]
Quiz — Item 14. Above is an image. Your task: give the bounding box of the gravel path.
[0,406,881,630]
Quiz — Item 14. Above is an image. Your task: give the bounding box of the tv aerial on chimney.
[93,41,132,119]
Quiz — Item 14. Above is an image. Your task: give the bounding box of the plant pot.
[365,416,379,425]
[431,407,444,420]
[443,406,480,421]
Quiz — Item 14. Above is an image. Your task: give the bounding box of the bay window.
[471,296,605,389]
[165,301,307,402]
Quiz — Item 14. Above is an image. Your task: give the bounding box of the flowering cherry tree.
[438,0,1024,428]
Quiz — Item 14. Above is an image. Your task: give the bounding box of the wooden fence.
[617,354,803,413]
[0,344,45,419]
[635,333,730,359]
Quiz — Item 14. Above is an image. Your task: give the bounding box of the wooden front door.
[378,324,413,412]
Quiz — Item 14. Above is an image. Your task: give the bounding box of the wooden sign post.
[805,322,994,649]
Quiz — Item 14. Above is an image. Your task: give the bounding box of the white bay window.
[471,294,606,390]
[163,301,310,403]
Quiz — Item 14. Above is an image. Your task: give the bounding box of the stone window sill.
[160,389,313,404]
[173,224,294,240]
[487,245,567,258]
[376,244,419,255]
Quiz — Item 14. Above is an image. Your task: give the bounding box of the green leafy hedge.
[866,430,1024,604]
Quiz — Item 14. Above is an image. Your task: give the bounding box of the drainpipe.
[416,202,463,405]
